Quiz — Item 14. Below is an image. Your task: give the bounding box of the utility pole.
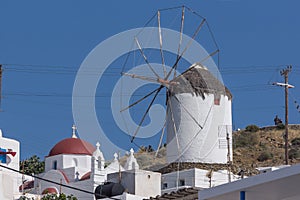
[272,65,293,165]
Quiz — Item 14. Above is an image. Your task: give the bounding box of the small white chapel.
[32,125,161,200]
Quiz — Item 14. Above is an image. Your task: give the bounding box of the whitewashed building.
[0,129,20,200]
[198,163,300,200]
[29,126,161,200]
[161,168,239,194]
[34,126,123,199]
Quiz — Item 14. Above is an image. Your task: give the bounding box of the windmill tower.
[166,63,232,163]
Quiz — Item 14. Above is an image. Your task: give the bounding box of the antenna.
[272,65,293,165]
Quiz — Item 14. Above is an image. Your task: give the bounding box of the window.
[179,179,185,186]
[214,98,220,105]
[72,158,78,167]
[97,157,102,169]
[53,160,57,170]
[162,183,168,189]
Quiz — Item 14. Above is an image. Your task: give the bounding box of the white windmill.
[120,6,233,165]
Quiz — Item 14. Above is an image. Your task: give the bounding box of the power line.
[2,63,300,75]
[0,164,120,200]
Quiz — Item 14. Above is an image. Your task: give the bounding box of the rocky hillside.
[127,124,300,176]
[233,124,300,172]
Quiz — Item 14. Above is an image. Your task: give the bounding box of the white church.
[33,125,161,200]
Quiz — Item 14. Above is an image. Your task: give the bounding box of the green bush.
[19,196,34,200]
[276,123,285,130]
[41,193,77,200]
[245,124,259,132]
[291,138,300,146]
[288,149,300,159]
[234,132,259,148]
[20,155,45,175]
[257,151,273,162]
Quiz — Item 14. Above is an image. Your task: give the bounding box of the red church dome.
[48,138,95,157]
[42,187,58,194]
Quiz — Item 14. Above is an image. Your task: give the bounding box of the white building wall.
[108,169,161,198]
[0,130,20,199]
[45,155,62,172]
[45,154,91,173]
[162,168,239,193]
[167,93,232,163]
[38,169,94,200]
[135,170,161,197]
[103,193,147,200]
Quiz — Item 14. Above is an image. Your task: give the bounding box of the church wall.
[45,154,91,173]
[39,169,94,199]
[63,179,94,200]
[62,154,91,171]
[45,154,64,172]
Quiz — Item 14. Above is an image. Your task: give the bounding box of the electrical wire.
[0,164,120,200]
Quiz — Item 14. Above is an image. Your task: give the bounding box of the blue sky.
[0,1,300,160]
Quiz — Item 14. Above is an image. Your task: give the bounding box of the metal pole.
[284,69,289,165]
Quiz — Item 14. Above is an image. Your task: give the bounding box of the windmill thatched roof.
[168,63,232,100]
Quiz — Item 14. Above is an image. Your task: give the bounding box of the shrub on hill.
[291,138,300,146]
[234,131,259,148]
[257,151,273,162]
[288,149,300,159]
[276,123,285,130]
[245,124,259,132]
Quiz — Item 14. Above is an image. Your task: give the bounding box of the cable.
[0,164,120,200]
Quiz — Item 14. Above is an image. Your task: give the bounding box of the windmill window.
[179,179,185,186]
[214,98,220,105]
[162,183,168,189]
